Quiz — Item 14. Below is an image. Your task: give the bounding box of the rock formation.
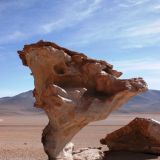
[101,118,160,155]
[18,40,147,159]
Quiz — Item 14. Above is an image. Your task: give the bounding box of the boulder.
[101,118,160,155]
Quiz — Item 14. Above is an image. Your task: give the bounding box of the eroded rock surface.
[73,147,104,160]
[58,143,103,160]
[101,118,160,155]
[18,40,147,159]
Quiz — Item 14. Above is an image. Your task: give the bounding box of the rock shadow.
[103,151,158,160]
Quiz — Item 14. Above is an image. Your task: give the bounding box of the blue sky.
[0,0,160,97]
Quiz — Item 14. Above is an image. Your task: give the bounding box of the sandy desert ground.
[0,114,160,160]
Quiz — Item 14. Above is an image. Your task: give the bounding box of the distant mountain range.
[0,90,159,115]
[115,89,160,113]
[0,91,43,116]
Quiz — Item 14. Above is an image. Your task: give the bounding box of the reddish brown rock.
[101,118,160,155]
[18,40,147,159]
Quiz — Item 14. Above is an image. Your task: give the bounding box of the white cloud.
[121,44,144,49]
[40,0,102,34]
[1,0,160,50]
[126,21,160,37]
[128,0,149,5]
[63,0,160,48]
[112,59,160,72]
[7,31,25,41]
[0,0,103,44]
[154,5,160,10]
[118,0,149,8]
[67,17,160,48]
[77,0,102,19]
[0,31,25,44]
[151,4,160,12]
[41,20,64,34]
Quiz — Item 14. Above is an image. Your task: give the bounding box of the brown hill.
[0,90,159,115]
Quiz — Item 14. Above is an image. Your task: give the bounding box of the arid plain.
[0,114,160,160]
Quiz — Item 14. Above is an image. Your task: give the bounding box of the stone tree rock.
[100,118,160,155]
[18,40,147,160]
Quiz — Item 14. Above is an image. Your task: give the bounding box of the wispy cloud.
[125,21,160,37]
[41,20,64,34]
[154,5,160,10]
[119,0,149,8]
[66,19,160,48]
[112,59,160,72]
[0,0,39,44]
[121,44,145,49]
[151,4,160,13]
[0,31,25,44]
[0,0,103,44]
[40,0,102,34]
[65,0,160,48]
[1,0,160,49]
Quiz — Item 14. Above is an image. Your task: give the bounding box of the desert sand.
[0,114,160,160]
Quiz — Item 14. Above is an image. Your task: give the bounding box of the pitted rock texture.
[101,118,160,155]
[18,40,147,159]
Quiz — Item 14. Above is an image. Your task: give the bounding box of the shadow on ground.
[103,151,159,160]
